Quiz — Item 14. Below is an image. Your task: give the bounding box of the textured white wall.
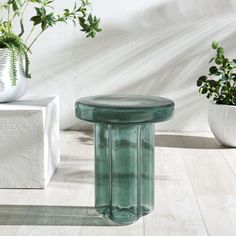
[24,0,236,131]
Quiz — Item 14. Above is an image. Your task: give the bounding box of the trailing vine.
[0,33,31,85]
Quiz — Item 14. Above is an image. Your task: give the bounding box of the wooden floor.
[0,131,236,236]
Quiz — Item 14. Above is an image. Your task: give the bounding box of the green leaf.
[30,16,42,25]
[197,80,202,86]
[211,41,219,49]
[88,14,93,24]
[30,0,42,3]
[11,0,22,12]
[231,73,236,81]
[198,75,207,82]
[201,87,208,94]
[215,58,221,65]
[212,41,219,49]
[232,97,236,105]
[208,80,217,88]
[217,47,224,55]
[209,66,218,74]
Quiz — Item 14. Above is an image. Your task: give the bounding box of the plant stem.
[18,0,29,37]
[0,1,2,23]
[7,4,11,33]
[28,29,45,50]
[25,25,35,44]
[10,12,19,22]
[7,3,10,21]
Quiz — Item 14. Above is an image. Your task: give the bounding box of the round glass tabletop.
[75,95,174,124]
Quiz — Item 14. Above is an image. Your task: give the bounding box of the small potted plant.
[0,0,101,102]
[197,41,236,147]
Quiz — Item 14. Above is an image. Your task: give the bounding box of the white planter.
[0,48,27,103]
[208,102,236,147]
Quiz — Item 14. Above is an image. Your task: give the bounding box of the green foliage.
[0,0,102,86]
[29,0,101,37]
[197,42,236,105]
[0,33,30,85]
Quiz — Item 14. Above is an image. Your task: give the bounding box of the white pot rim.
[209,101,236,108]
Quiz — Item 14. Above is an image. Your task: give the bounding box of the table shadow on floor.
[0,205,119,226]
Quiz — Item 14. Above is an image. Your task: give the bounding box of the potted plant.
[197,41,236,147]
[0,0,101,102]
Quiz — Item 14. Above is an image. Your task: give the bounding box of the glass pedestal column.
[95,123,155,224]
[75,95,175,225]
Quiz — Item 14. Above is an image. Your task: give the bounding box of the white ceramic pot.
[0,48,27,103]
[208,102,236,147]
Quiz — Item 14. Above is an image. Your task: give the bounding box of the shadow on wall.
[28,0,236,131]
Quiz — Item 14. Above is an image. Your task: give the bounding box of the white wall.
[24,0,236,131]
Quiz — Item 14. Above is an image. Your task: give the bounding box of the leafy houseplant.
[0,0,101,102]
[197,42,236,147]
[197,41,236,105]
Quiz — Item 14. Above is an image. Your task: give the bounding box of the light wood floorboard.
[177,132,236,236]
[0,131,236,235]
[144,135,208,236]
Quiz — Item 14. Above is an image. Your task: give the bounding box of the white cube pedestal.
[0,96,60,189]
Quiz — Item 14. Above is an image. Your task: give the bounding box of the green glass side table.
[75,95,174,225]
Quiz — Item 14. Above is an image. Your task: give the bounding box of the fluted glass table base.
[95,123,154,224]
[75,95,175,225]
